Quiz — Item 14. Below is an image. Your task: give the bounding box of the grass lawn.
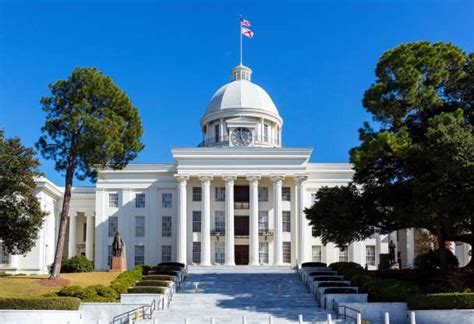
[0,272,119,298]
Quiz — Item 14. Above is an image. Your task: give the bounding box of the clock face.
[231,127,253,147]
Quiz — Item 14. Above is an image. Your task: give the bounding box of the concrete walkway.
[152,266,345,324]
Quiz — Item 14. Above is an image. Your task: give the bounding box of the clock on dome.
[231,127,252,147]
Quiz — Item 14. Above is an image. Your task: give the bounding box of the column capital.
[68,211,79,218]
[295,175,308,184]
[246,175,261,183]
[271,175,285,183]
[175,174,190,183]
[222,175,237,183]
[84,212,95,218]
[199,175,213,184]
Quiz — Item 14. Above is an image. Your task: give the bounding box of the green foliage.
[415,249,459,270]
[323,288,357,294]
[0,131,45,255]
[60,256,94,273]
[128,286,168,294]
[143,275,175,281]
[110,266,143,294]
[329,262,364,279]
[136,280,173,288]
[56,284,118,302]
[407,293,474,310]
[36,67,144,181]
[0,297,81,310]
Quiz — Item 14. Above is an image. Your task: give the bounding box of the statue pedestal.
[110,256,127,272]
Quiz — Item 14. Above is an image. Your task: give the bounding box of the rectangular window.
[366,245,376,266]
[214,124,220,143]
[259,242,269,264]
[215,187,225,202]
[263,124,269,141]
[282,187,291,201]
[162,193,172,208]
[282,211,291,232]
[339,247,349,262]
[215,241,225,264]
[83,222,87,242]
[283,242,291,263]
[192,242,201,264]
[134,245,145,266]
[107,245,112,267]
[162,245,172,262]
[108,193,119,208]
[214,211,225,233]
[162,216,172,237]
[135,216,145,237]
[192,187,202,202]
[108,216,118,237]
[258,187,268,202]
[135,193,146,208]
[192,211,201,233]
[258,211,269,233]
[0,243,9,264]
[312,245,322,262]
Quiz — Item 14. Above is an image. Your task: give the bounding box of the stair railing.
[333,300,361,322]
[112,299,156,324]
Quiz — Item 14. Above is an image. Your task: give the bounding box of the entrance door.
[235,245,249,265]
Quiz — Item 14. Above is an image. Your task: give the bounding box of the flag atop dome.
[239,17,253,65]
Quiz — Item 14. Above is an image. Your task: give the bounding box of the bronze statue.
[389,240,396,264]
[112,231,125,257]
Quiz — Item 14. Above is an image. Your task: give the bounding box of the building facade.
[0,64,471,274]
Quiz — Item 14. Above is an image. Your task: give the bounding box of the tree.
[0,130,45,254]
[36,67,144,279]
[306,42,474,269]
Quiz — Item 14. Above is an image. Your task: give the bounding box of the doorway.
[235,245,249,265]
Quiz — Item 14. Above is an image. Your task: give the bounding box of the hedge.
[127,286,168,294]
[57,284,118,302]
[143,275,175,281]
[110,266,143,294]
[60,256,94,273]
[0,297,81,310]
[318,282,351,288]
[136,280,173,288]
[301,262,327,267]
[312,276,343,281]
[407,293,474,310]
[324,288,358,294]
[158,262,185,268]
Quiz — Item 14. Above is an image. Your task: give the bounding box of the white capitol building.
[1,64,470,274]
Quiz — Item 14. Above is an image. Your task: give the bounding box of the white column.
[406,228,415,268]
[296,176,308,264]
[85,212,95,261]
[272,176,284,265]
[223,176,236,265]
[247,175,261,266]
[200,176,213,266]
[176,175,189,264]
[219,118,224,142]
[68,212,77,258]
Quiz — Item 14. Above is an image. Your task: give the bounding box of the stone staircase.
[149,266,348,324]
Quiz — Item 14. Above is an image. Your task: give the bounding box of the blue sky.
[1,0,473,186]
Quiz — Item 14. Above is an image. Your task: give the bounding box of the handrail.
[333,300,361,322]
[112,299,156,324]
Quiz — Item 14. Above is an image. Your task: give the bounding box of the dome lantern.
[231,64,252,81]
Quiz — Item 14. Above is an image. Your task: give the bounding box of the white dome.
[204,65,280,117]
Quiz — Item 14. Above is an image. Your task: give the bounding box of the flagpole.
[239,17,243,65]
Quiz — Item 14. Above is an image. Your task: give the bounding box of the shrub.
[309,271,336,276]
[329,262,364,279]
[414,249,459,270]
[158,262,185,268]
[127,286,168,294]
[318,282,351,288]
[87,285,118,299]
[148,270,180,277]
[312,276,343,281]
[323,288,358,294]
[60,256,94,273]
[143,275,175,281]
[0,297,81,310]
[407,293,474,310]
[301,262,327,267]
[137,280,172,288]
[57,285,95,300]
[110,266,143,294]
[142,265,153,275]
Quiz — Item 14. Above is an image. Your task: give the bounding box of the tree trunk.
[436,227,447,272]
[49,161,75,280]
